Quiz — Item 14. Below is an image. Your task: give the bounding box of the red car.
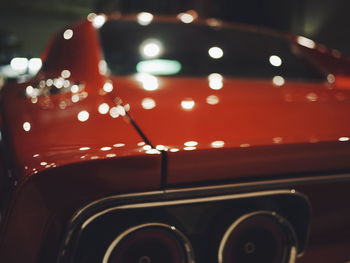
[1,12,350,263]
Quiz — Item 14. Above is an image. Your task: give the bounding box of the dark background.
[0,0,349,59]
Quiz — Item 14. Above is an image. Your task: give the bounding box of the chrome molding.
[80,190,300,230]
[71,172,350,226]
[71,190,164,222]
[165,172,350,194]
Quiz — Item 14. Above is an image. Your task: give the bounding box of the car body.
[1,13,350,263]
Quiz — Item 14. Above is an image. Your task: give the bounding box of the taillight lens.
[218,212,297,263]
[103,223,194,263]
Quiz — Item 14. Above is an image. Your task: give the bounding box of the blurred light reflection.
[208,47,223,59]
[10,57,28,71]
[146,149,160,154]
[140,39,163,58]
[297,36,316,49]
[206,95,219,105]
[93,15,106,28]
[79,147,90,151]
[28,58,42,74]
[87,13,97,22]
[23,122,31,132]
[101,147,112,151]
[124,104,130,111]
[211,141,225,148]
[141,98,156,109]
[59,101,67,109]
[136,73,159,91]
[113,143,125,147]
[206,18,222,27]
[71,94,80,103]
[46,79,53,86]
[77,111,89,122]
[99,60,108,75]
[143,145,152,150]
[208,73,223,90]
[98,103,110,114]
[137,12,154,26]
[339,137,350,142]
[136,59,181,75]
[273,137,283,144]
[63,80,70,88]
[156,145,166,151]
[26,86,34,96]
[103,81,114,92]
[54,78,64,89]
[116,105,126,116]
[184,141,198,147]
[181,99,195,110]
[272,76,285,86]
[184,146,196,151]
[269,55,282,67]
[61,70,71,78]
[63,29,73,40]
[327,74,335,84]
[177,13,194,23]
[306,93,318,102]
[71,85,79,93]
[109,107,120,118]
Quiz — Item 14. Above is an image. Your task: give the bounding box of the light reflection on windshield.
[136,59,182,75]
[99,20,325,82]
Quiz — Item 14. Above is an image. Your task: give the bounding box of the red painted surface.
[1,20,161,180]
[1,15,350,263]
[295,180,350,263]
[0,156,162,262]
[0,19,163,262]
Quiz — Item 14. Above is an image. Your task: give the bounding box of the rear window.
[99,20,324,81]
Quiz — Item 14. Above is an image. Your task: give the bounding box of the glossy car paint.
[0,15,350,262]
[0,20,163,262]
[112,75,350,184]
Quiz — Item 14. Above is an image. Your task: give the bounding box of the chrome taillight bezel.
[218,211,298,263]
[102,222,195,263]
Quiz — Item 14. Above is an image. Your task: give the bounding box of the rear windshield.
[99,20,324,81]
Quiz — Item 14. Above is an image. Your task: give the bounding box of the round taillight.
[103,223,195,263]
[218,211,297,263]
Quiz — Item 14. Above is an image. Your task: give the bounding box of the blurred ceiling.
[0,0,350,57]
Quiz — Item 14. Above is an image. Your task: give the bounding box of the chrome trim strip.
[72,172,350,224]
[81,190,298,230]
[289,246,298,263]
[102,223,195,263]
[165,173,350,194]
[71,190,164,222]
